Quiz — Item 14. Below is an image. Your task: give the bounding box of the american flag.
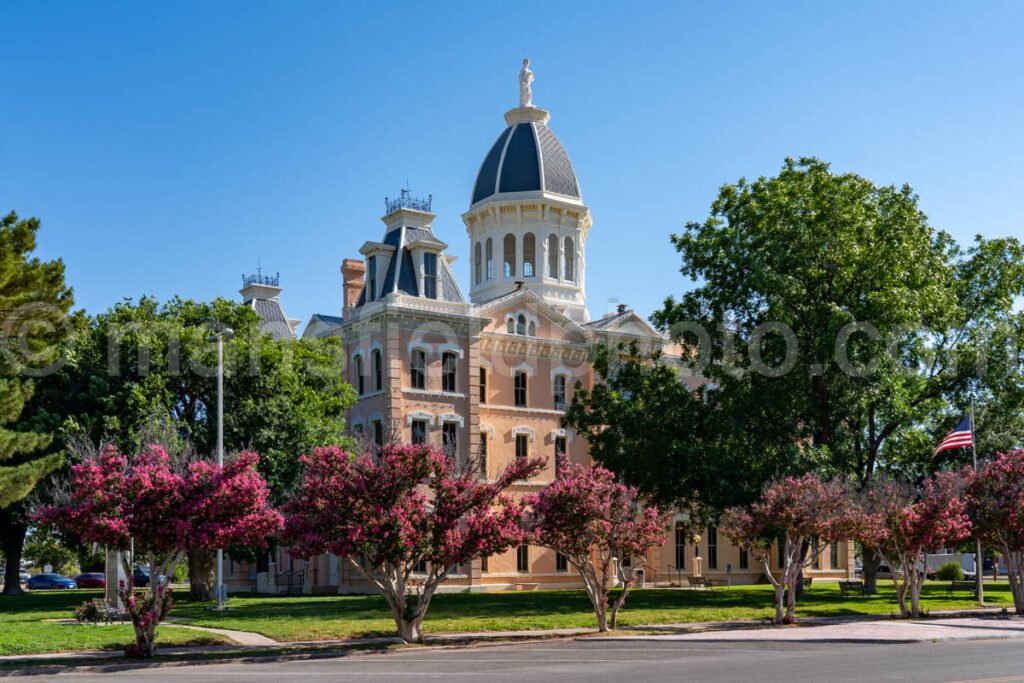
[934,414,974,457]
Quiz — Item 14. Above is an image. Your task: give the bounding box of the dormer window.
[423,253,438,299]
[367,256,377,302]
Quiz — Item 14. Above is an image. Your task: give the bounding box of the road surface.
[22,636,1024,682]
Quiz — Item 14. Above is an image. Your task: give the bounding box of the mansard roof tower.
[462,59,592,323]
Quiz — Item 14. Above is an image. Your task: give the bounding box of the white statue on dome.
[519,58,534,108]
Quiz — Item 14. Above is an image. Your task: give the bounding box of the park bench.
[88,598,128,623]
[946,581,977,598]
[706,577,730,589]
[802,577,813,590]
[686,575,709,589]
[838,580,866,597]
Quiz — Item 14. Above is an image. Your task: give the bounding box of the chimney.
[341,258,367,316]
[617,304,627,314]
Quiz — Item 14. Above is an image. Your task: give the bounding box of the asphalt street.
[18,637,1024,683]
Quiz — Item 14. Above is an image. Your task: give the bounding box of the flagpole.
[972,398,985,606]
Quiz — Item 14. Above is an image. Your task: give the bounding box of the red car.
[74,572,105,589]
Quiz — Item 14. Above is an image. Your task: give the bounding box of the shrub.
[935,561,965,581]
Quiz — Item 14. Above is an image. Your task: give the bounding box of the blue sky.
[3,1,1022,326]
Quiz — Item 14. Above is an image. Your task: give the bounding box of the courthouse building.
[234,64,855,594]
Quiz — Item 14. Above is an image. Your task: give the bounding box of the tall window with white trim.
[423,253,438,299]
[553,375,567,410]
[547,234,558,277]
[503,233,516,278]
[372,349,382,392]
[474,242,482,285]
[523,232,536,277]
[410,349,426,389]
[486,238,493,280]
[411,419,427,445]
[442,352,457,393]
[354,354,364,395]
[563,237,575,281]
[514,371,528,407]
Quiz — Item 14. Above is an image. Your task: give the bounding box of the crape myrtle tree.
[532,463,667,631]
[721,473,846,624]
[966,450,1024,613]
[282,444,545,643]
[653,157,1024,591]
[37,444,282,657]
[844,474,971,618]
[25,295,354,600]
[0,211,76,595]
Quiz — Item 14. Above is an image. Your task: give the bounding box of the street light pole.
[972,398,984,607]
[209,326,234,610]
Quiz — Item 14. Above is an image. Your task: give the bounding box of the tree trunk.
[0,506,27,596]
[1004,547,1024,614]
[396,616,423,643]
[862,547,882,594]
[773,583,785,625]
[188,548,216,601]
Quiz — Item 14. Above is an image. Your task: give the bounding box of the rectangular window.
[514,372,527,407]
[367,256,377,302]
[414,557,428,574]
[481,555,488,573]
[411,419,427,445]
[442,352,457,392]
[479,368,487,402]
[355,355,364,395]
[410,350,426,389]
[517,544,529,572]
[373,350,383,392]
[515,433,529,460]
[674,525,686,570]
[479,434,487,476]
[554,436,567,476]
[739,547,749,570]
[707,526,718,570]
[812,537,821,569]
[553,375,567,410]
[831,541,840,569]
[423,253,438,299]
[556,552,568,572]
[372,420,383,449]
[442,422,457,457]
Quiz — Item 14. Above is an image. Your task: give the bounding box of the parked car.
[26,573,78,590]
[132,567,166,588]
[74,572,106,589]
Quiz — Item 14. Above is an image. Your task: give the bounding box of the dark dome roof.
[471,121,581,205]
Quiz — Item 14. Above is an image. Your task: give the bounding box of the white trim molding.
[550,428,573,442]
[439,413,465,427]
[479,423,495,434]
[512,426,536,441]
[407,410,435,426]
[511,362,536,378]
[551,366,573,380]
[407,340,432,356]
[437,343,465,359]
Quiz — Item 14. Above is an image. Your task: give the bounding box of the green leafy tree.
[651,158,1024,589]
[24,295,356,599]
[0,211,74,595]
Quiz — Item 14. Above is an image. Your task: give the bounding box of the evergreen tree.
[0,211,74,595]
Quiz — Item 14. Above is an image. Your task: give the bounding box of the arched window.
[353,354,364,395]
[547,234,558,278]
[506,318,515,334]
[474,242,482,285]
[442,352,457,393]
[516,314,527,335]
[372,349,382,392]
[485,238,493,280]
[503,233,516,278]
[564,237,575,281]
[523,233,536,277]
[410,349,426,389]
[553,374,567,409]
[514,371,528,407]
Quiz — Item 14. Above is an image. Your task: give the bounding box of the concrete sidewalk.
[597,615,1024,643]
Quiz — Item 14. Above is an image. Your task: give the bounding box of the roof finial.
[519,58,534,108]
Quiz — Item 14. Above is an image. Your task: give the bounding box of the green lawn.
[172,581,1015,642]
[1,582,1012,655]
[0,590,228,656]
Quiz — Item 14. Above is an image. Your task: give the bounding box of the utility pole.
[209,326,234,610]
[972,398,984,606]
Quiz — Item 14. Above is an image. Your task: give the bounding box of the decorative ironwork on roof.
[385,188,432,214]
[242,269,280,287]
